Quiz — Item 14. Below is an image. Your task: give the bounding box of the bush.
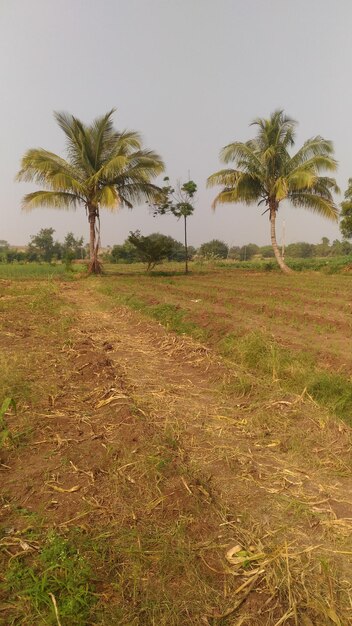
[199,239,229,259]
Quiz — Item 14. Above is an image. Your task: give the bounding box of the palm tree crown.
[207,110,339,273]
[17,110,164,272]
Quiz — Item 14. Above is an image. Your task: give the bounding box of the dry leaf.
[226,545,242,563]
[46,483,81,493]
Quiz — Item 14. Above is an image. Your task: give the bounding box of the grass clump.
[220,330,352,425]
[148,302,207,339]
[0,353,35,404]
[100,285,207,341]
[2,531,95,625]
[307,370,352,421]
[0,397,15,449]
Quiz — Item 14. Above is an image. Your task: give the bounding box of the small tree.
[315,237,331,257]
[239,243,259,261]
[151,178,197,274]
[260,245,275,259]
[128,231,174,271]
[62,232,85,261]
[285,242,315,258]
[340,180,352,239]
[0,241,9,263]
[228,246,241,260]
[329,239,352,256]
[28,228,61,262]
[199,239,229,259]
[110,241,139,264]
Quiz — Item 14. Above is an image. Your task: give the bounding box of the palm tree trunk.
[270,201,293,274]
[88,205,102,274]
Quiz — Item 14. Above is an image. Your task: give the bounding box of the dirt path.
[63,281,352,621]
[63,281,352,519]
[2,279,352,624]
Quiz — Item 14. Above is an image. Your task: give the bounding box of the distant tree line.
[0,229,86,263]
[2,229,352,269]
[104,234,352,270]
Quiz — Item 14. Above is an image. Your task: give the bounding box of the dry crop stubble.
[1,274,352,624]
[81,279,352,623]
[98,267,352,423]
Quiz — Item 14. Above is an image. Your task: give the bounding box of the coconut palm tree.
[17,110,164,273]
[207,110,339,273]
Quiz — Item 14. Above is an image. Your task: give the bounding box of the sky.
[1,0,352,249]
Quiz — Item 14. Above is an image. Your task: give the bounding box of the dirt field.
[102,266,352,375]
[1,268,352,625]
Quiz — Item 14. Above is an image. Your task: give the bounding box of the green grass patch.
[0,262,81,280]
[214,255,352,273]
[100,284,208,341]
[220,331,352,424]
[1,531,95,625]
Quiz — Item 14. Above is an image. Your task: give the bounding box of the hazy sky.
[1,0,352,248]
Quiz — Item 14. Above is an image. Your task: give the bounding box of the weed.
[219,330,352,425]
[0,397,15,448]
[2,531,95,625]
[307,371,352,422]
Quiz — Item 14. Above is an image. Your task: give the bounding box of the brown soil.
[1,279,352,624]
[113,271,352,374]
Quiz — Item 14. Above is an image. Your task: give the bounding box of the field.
[1,262,352,625]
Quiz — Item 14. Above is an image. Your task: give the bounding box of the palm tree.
[17,110,164,273]
[207,110,339,273]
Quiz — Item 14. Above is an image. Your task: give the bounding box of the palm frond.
[220,141,263,175]
[54,111,96,175]
[92,155,128,183]
[98,185,120,209]
[90,109,116,168]
[119,182,164,207]
[287,170,317,191]
[211,189,242,210]
[343,178,352,201]
[289,191,339,220]
[207,169,242,188]
[289,137,336,171]
[309,176,340,195]
[22,191,81,211]
[288,156,338,180]
[117,129,142,148]
[251,110,297,150]
[273,177,289,201]
[17,149,86,197]
[211,173,262,209]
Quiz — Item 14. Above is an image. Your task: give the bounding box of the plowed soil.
[1,276,352,625]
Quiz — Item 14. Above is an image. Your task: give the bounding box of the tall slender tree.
[17,110,164,273]
[207,110,339,273]
[151,178,197,274]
